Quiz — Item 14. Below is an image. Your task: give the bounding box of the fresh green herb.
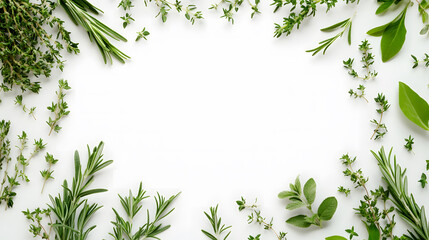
[118,0,134,10]
[273,0,342,38]
[0,131,45,208]
[59,0,129,63]
[371,93,390,140]
[47,79,71,135]
[373,147,429,240]
[398,81,429,131]
[404,135,414,152]
[40,152,58,193]
[278,176,337,228]
[202,205,231,240]
[0,0,79,101]
[426,160,429,171]
[338,186,351,197]
[109,182,179,240]
[237,197,287,240]
[368,4,409,62]
[307,17,353,56]
[121,13,135,28]
[143,0,203,24]
[136,28,150,41]
[14,95,37,120]
[344,40,378,103]
[24,141,113,239]
[340,154,398,239]
[411,54,429,68]
[419,173,428,188]
[210,0,260,24]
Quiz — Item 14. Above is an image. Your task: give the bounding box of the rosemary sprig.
[373,147,429,240]
[202,205,232,240]
[307,17,353,56]
[59,0,129,63]
[109,182,179,240]
[24,141,113,239]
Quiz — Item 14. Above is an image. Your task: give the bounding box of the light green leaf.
[380,9,407,62]
[398,82,429,130]
[365,223,380,240]
[303,178,316,204]
[286,201,306,210]
[278,191,296,199]
[326,236,348,240]
[286,215,311,228]
[376,1,394,15]
[317,197,338,221]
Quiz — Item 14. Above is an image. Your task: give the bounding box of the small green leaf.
[325,236,348,240]
[286,215,311,228]
[317,197,338,221]
[303,178,316,204]
[398,82,429,130]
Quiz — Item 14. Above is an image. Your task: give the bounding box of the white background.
[1,1,429,239]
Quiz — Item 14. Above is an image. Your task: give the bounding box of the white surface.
[1,1,429,239]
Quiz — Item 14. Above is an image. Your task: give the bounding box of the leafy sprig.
[40,152,58,193]
[24,141,113,239]
[46,79,71,135]
[210,0,260,24]
[307,17,353,56]
[404,135,414,152]
[411,54,429,68]
[278,176,338,228]
[109,182,180,240]
[14,95,36,120]
[202,205,232,240]
[136,28,150,41]
[371,93,390,140]
[237,197,287,240]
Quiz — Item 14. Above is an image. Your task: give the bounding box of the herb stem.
[371,111,384,140]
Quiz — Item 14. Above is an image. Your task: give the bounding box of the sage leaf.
[380,9,407,62]
[303,178,316,204]
[326,236,348,240]
[317,197,338,221]
[286,215,311,228]
[286,201,306,210]
[278,191,296,199]
[398,82,429,130]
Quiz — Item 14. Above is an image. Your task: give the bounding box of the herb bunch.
[373,147,429,240]
[24,141,113,239]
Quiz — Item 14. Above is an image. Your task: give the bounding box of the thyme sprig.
[411,54,429,68]
[109,182,180,240]
[46,79,71,135]
[371,93,390,140]
[202,205,232,240]
[237,197,287,240]
[40,152,58,193]
[210,0,261,24]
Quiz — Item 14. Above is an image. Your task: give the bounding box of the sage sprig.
[278,176,338,228]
